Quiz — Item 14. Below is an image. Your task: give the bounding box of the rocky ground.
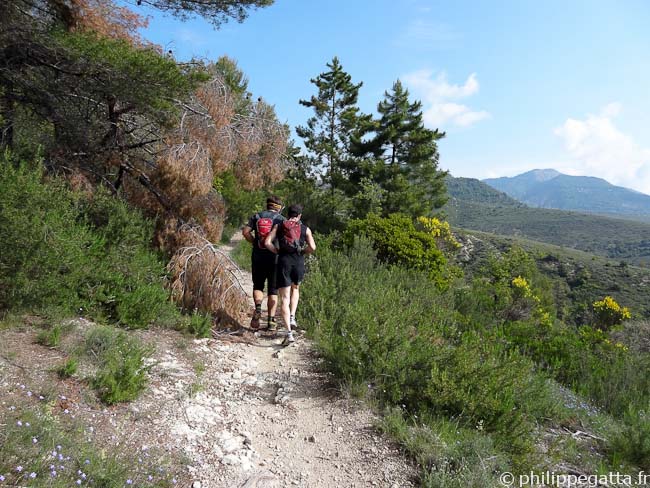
[0,235,417,487]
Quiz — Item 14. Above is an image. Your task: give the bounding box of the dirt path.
[192,233,417,487]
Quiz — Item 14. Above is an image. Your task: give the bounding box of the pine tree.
[296,57,370,195]
[359,80,448,217]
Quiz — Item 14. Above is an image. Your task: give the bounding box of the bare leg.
[253,290,263,307]
[279,286,291,332]
[267,294,278,319]
[290,284,300,318]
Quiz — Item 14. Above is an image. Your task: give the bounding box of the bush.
[56,358,78,378]
[380,409,510,488]
[343,213,454,289]
[301,238,555,460]
[592,296,631,330]
[187,311,213,338]
[0,155,180,327]
[608,406,650,468]
[85,326,152,404]
[36,324,64,347]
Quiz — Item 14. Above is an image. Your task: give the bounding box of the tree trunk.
[0,88,14,149]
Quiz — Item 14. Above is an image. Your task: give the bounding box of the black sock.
[255,304,261,313]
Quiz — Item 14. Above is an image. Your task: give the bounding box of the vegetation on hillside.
[445,199,650,266]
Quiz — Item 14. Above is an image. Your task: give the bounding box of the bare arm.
[304,228,316,255]
[264,225,279,254]
[242,225,254,244]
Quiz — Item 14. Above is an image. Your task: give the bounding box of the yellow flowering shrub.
[511,276,550,326]
[416,216,460,254]
[593,296,631,329]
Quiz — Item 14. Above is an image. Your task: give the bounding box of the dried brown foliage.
[147,75,288,247]
[69,0,149,43]
[168,224,248,325]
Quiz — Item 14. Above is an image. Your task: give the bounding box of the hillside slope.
[444,176,650,266]
[455,228,650,321]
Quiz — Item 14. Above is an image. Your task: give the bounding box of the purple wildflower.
[64,409,70,414]
[76,480,82,485]
[126,479,133,485]
[39,395,45,400]
[16,466,23,472]
[27,391,32,397]
[0,475,5,481]
[29,473,36,479]
[32,437,38,444]
[20,384,25,389]
[56,445,62,451]
[25,422,30,427]
[84,460,90,465]
[172,478,177,484]
[51,471,57,477]
[148,475,153,481]
[16,420,22,426]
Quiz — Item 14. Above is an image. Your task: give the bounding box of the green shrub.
[36,324,63,347]
[301,238,555,460]
[592,296,631,330]
[608,406,650,468]
[380,409,510,488]
[343,213,453,289]
[56,358,78,378]
[85,326,152,404]
[0,155,180,327]
[215,170,266,229]
[187,311,212,338]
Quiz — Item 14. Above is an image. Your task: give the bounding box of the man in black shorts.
[264,204,316,344]
[242,196,285,330]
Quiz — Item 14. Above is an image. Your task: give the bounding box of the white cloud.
[554,104,650,194]
[402,70,490,129]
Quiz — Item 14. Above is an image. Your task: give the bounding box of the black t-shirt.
[247,210,285,255]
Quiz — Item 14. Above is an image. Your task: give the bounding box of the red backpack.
[279,220,304,253]
[255,212,276,250]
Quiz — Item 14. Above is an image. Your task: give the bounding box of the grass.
[0,404,178,486]
[231,239,252,271]
[55,358,78,379]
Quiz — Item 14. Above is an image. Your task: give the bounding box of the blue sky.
[133,0,650,193]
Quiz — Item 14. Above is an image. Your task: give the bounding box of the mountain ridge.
[483,169,650,218]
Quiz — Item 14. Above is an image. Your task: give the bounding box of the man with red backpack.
[264,204,316,345]
[242,196,285,330]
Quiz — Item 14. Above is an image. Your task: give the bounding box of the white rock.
[222,454,240,465]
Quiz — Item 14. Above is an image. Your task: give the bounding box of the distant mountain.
[483,169,650,219]
[445,176,525,207]
[443,174,650,266]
